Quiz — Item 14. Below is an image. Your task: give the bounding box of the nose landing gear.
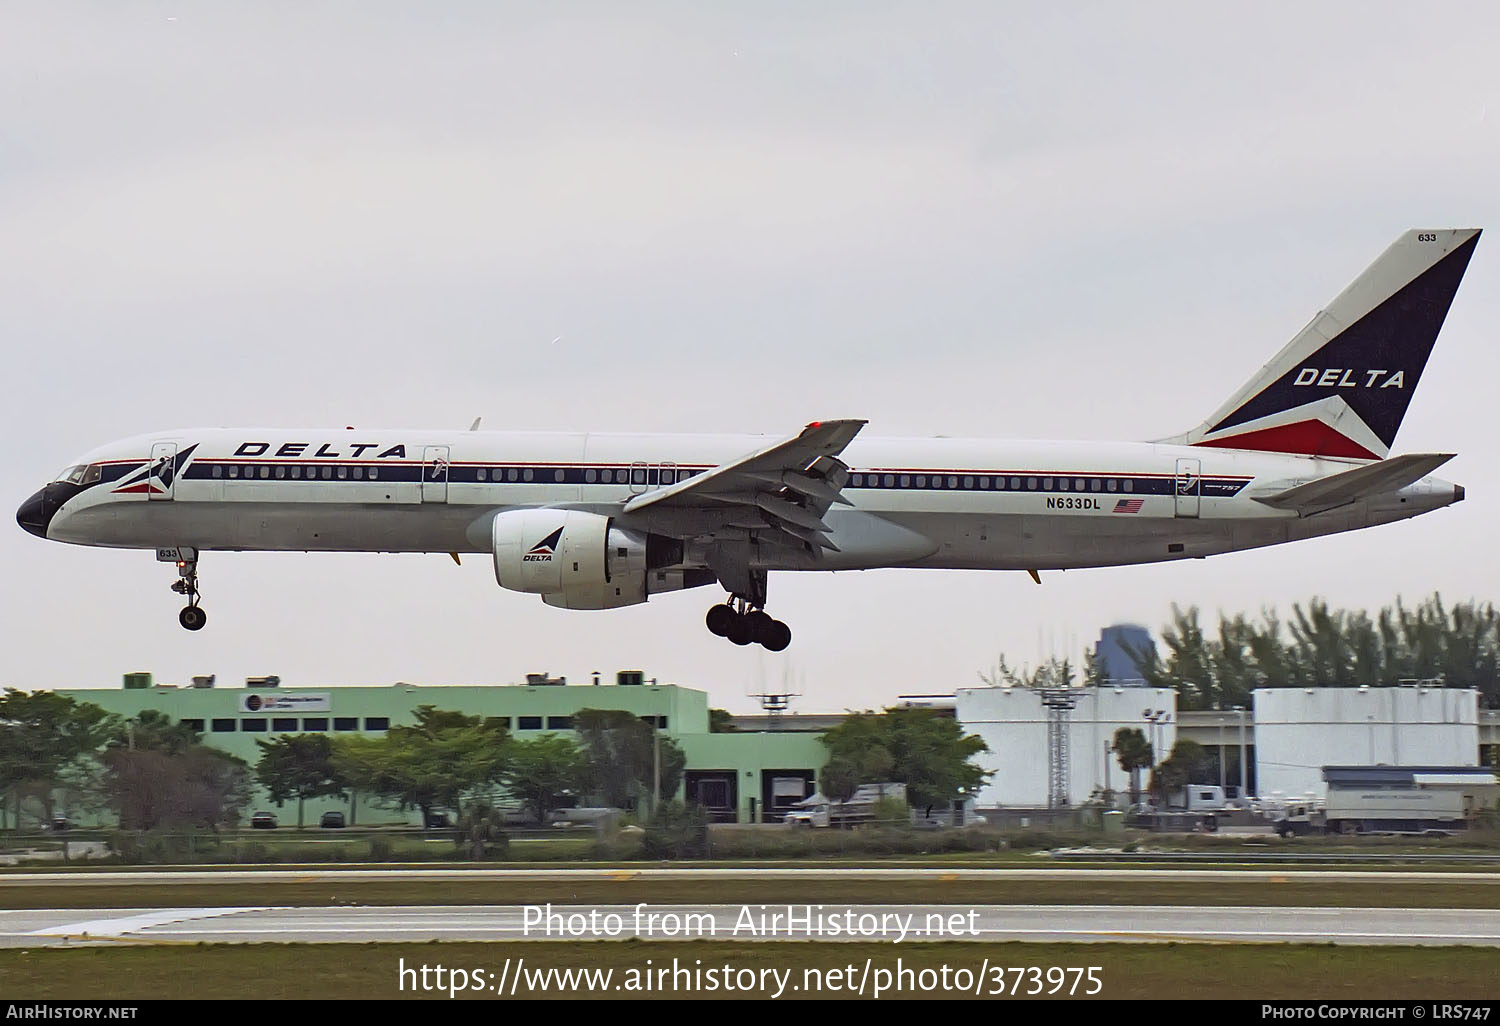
[705,598,791,651]
[170,556,206,631]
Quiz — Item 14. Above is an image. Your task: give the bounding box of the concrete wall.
[674,732,829,823]
[955,686,1177,807]
[1253,687,1480,799]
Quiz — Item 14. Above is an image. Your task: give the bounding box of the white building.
[1253,686,1480,800]
[955,685,1177,807]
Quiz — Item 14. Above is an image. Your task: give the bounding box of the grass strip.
[2,940,1496,1000]
[2,876,1499,909]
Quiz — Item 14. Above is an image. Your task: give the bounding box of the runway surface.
[3,904,1498,947]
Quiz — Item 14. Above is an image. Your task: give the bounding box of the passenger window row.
[849,473,1137,493]
[202,464,704,486]
[211,464,381,481]
[475,467,700,486]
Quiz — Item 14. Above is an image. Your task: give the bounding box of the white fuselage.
[32,428,1462,574]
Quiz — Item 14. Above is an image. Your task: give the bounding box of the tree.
[333,707,509,825]
[1111,727,1153,804]
[1149,739,1209,804]
[501,734,588,825]
[0,689,118,827]
[573,709,685,810]
[708,708,737,733]
[1124,594,1500,709]
[980,654,1081,689]
[107,710,200,756]
[102,744,250,830]
[819,757,861,804]
[820,708,990,812]
[254,734,346,829]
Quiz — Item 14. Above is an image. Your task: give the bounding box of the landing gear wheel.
[744,610,774,639]
[705,604,736,637]
[725,614,755,646]
[170,555,205,630]
[712,581,793,650]
[762,619,792,653]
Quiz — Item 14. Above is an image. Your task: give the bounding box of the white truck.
[784,783,906,828]
[1169,785,1230,812]
[1275,768,1498,837]
[1278,788,1479,837]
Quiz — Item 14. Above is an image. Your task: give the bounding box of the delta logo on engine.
[524,528,563,562]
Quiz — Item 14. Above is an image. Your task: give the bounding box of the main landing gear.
[171,556,206,631]
[705,598,791,652]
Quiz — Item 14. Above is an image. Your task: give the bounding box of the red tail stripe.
[1194,421,1380,460]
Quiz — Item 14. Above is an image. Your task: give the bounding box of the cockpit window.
[52,464,101,486]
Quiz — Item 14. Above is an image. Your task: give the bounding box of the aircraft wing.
[622,419,866,552]
[1252,452,1455,515]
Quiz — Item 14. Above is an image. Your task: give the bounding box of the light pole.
[1234,705,1248,797]
[1143,709,1169,803]
[1218,715,1226,791]
[1143,709,1171,762]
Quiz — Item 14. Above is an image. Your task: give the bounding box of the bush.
[234,841,276,864]
[870,796,911,829]
[455,803,510,861]
[641,801,710,859]
[106,829,221,865]
[1000,830,1072,852]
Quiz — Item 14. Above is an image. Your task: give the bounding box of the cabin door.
[148,442,178,501]
[421,446,450,503]
[1174,458,1201,518]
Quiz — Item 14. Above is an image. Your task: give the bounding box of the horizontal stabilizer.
[1253,452,1455,514]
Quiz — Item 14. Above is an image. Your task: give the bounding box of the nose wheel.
[170,558,206,631]
[705,599,791,651]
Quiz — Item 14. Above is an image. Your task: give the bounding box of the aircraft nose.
[1455,483,1465,504]
[16,487,53,539]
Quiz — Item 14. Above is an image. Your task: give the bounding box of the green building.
[48,672,830,826]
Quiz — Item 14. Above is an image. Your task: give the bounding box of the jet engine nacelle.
[492,509,649,610]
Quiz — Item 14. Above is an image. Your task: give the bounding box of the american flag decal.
[1113,498,1145,514]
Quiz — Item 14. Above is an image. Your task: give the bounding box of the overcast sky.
[3,3,1498,714]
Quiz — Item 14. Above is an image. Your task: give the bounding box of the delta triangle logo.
[112,443,198,495]
[524,527,563,562]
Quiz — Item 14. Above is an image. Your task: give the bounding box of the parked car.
[319,811,346,829]
[46,817,72,832]
[423,812,450,829]
[250,811,278,829]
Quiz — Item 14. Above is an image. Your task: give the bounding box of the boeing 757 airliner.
[17,229,1479,650]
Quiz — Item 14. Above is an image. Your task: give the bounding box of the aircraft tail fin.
[1166,229,1480,459]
